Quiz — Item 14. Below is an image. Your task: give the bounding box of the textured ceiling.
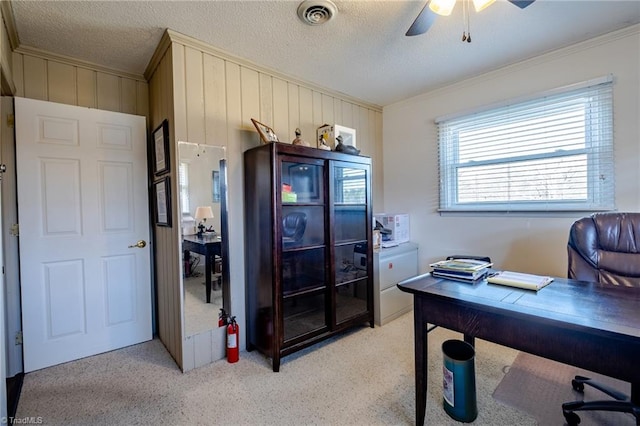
[8,0,640,106]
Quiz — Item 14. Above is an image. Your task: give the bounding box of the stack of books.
[429,258,493,282]
[282,183,297,203]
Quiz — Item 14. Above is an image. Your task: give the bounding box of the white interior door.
[15,97,152,372]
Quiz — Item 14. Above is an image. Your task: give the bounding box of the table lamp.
[194,206,214,238]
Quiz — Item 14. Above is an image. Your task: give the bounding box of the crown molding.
[1,1,20,50]
[14,45,146,82]
[153,29,382,112]
[143,29,171,82]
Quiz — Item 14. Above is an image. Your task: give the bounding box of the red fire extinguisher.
[218,308,228,327]
[227,316,239,363]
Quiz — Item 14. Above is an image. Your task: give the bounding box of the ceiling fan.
[406,0,536,37]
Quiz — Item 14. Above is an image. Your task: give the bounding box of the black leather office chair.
[562,212,640,425]
[282,212,307,292]
[282,212,307,247]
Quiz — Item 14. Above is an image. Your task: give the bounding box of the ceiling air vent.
[297,0,337,26]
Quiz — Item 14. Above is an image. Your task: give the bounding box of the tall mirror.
[178,142,230,337]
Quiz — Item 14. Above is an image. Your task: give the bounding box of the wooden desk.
[183,234,222,303]
[397,273,640,425]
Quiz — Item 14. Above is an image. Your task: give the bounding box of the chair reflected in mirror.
[282,212,307,248]
[282,212,307,295]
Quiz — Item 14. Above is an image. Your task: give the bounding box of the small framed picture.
[154,176,172,227]
[251,118,279,144]
[152,119,170,176]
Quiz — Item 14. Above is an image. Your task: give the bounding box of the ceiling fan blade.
[508,0,536,9]
[406,1,437,37]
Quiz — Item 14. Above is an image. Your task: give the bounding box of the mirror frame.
[219,159,230,314]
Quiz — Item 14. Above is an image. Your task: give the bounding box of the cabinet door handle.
[388,262,393,269]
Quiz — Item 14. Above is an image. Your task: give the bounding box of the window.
[437,76,614,213]
[179,162,190,214]
[334,167,366,204]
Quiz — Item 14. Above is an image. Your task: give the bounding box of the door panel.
[41,158,82,235]
[16,97,151,372]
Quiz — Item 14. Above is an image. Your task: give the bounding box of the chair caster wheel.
[571,379,585,392]
[564,411,581,425]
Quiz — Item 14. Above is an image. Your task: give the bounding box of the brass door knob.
[128,240,147,249]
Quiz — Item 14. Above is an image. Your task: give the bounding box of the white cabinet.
[373,242,418,326]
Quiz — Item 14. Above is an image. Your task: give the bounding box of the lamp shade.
[194,206,214,220]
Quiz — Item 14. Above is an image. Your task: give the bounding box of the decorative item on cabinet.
[317,123,356,151]
[251,118,280,144]
[334,135,361,155]
[244,143,373,371]
[291,128,310,147]
[317,133,331,151]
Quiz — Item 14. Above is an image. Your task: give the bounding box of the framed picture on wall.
[154,176,172,227]
[153,119,170,176]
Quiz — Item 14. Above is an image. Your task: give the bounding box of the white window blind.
[437,76,614,213]
[335,167,366,204]
[179,162,190,214]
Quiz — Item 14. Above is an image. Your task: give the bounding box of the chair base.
[562,376,640,425]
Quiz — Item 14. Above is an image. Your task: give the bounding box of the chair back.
[282,212,307,243]
[568,212,640,286]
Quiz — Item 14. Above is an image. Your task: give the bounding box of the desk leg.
[632,382,639,406]
[413,297,428,426]
[464,334,475,347]
[205,254,212,303]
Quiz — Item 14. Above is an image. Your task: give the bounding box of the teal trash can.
[442,339,478,422]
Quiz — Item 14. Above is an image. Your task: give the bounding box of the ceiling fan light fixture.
[428,0,456,16]
[473,0,496,12]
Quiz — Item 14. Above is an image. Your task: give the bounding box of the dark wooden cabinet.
[244,143,373,371]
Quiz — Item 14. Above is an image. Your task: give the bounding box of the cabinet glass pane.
[336,279,368,323]
[334,166,366,204]
[281,162,324,204]
[334,205,366,243]
[282,205,324,248]
[334,243,368,285]
[282,248,325,296]
[283,292,327,341]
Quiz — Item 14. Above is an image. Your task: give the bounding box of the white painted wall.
[382,25,640,277]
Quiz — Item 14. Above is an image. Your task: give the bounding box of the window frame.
[437,75,614,214]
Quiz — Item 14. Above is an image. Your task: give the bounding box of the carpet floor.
[15,311,545,425]
[493,351,635,425]
[184,273,222,336]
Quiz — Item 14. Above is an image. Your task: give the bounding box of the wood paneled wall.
[6,47,174,366]
[8,27,384,372]
[12,48,148,118]
[9,47,189,368]
[147,43,183,368]
[145,30,383,370]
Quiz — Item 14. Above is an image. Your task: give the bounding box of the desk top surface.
[398,272,640,339]
[183,234,222,245]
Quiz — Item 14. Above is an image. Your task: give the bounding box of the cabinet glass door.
[280,159,328,342]
[332,164,369,324]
